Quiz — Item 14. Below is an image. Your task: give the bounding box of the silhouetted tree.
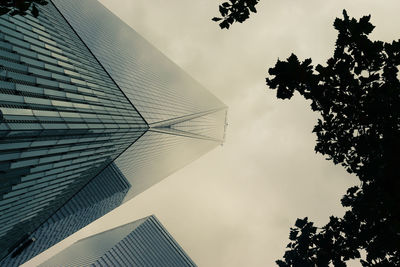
[212,0,259,29]
[266,10,400,266]
[0,0,48,18]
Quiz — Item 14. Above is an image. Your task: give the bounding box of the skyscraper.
[1,162,132,266]
[0,0,227,264]
[39,215,197,267]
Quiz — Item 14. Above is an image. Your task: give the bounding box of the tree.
[265,10,400,266]
[0,0,48,18]
[212,2,400,264]
[212,0,259,29]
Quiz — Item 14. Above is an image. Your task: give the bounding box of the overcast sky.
[24,1,400,266]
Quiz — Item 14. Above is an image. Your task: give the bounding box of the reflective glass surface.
[0,1,146,260]
[115,129,222,202]
[40,215,196,267]
[1,163,131,266]
[0,0,227,264]
[52,0,226,125]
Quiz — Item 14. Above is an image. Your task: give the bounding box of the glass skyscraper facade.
[1,162,131,266]
[39,215,197,267]
[0,0,227,265]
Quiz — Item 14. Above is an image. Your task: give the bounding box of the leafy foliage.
[212,0,259,29]
[267,10,400,266]
[0,0,48,18]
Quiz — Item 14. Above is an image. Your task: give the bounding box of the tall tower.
[0,0,227,265]
[39,215,197,267]
[1,162,132,266]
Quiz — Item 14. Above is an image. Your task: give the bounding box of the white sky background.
[24,1,400,266]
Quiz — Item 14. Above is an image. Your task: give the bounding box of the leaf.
[222,2,230,8]
[0,0,47,17]
[219,5,228,16]
[219,21,230,29]
[295,217,308,228]
[0,7,10,16]
[10,9,20,16]
[271,9,400,266]
[31,4,39,17]
[289,230,299,240]
[249,5,257,13]
[212,17,222,22]
[36,0,49,5]
[214,0,260,29]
